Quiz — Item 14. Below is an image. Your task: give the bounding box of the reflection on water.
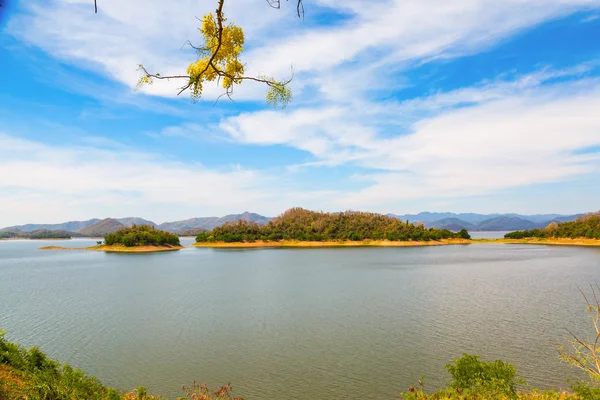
[1,239,599,399]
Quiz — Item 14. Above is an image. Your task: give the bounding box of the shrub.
[445,353,522,397]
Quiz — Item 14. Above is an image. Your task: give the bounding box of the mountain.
[425,218,475,231]
[116,217,157,227]
[1,212,586,235]
[79,218,125,237]
[552,214,586,223]
[389,212,501,224]
[173,228,208,236]
[389,212,583,231]
[0,219,100,233]
[475,216,537,231]
[158,212,271,232]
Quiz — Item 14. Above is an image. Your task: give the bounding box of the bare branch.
[556,286,600,381]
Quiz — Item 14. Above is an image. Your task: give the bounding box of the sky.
[1,0,600,225]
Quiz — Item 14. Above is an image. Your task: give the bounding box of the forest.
[195,208,471,243]
[504,212,600,239]
[104,225,180,247]
[0,230,74,239]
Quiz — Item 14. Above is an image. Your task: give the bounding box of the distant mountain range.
[0,212,272,237]
[157,212,270,232]
[387,212,585,231]
[0,211,586,237]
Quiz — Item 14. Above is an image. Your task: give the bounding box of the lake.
[1,238,599,399]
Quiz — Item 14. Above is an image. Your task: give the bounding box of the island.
[0,229,76,239]
[40,225,183,253]
[192,208,472,248]
[489,212,600,247]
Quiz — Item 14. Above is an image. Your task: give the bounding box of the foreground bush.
[401,353,600,400]
[0,332,240,400]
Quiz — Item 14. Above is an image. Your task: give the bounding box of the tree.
[458,229,471,239]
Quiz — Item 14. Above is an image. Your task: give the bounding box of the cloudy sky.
[1,0,600,225]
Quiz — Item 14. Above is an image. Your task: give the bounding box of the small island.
[40,225,183,253]
[1,229,76,240]
[192,208,472,248]
[490,212,600,247]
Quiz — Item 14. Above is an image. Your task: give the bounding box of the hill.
[116,217,157,227]
[425,218,475,231]
[79,218,125,237]
[158,211,271,232]
[0,219,100,233]
[505,212,600,240]
[174,227,208,236]
[475,216,537,231]
[389,212,583,231]
[196,208,470,243]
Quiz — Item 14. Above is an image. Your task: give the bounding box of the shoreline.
[477,238,600,247]
[192,239,472,248]
[39,244,184,253]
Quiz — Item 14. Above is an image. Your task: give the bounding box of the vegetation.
[556,286,600,382]
[505,213,600,240]
[195,208,468,243]
[137,0,293,106]
[0,331,241,400]
[401,353,599,400]
[104,225,180,247]
[0,230,74,239]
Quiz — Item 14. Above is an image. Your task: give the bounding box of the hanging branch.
[266,0,304,19]
[137,0,294,107]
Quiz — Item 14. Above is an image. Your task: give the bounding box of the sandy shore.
[39,244,183,253]
[478,238,600,247]
[191,239,472,248]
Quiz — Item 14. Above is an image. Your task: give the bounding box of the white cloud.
[0,133,275,225]
[9,0,600,103]
[219,72,600,209]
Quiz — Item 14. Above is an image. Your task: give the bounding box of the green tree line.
[196,208,471,243]
[505,212,600,239]
[104,225,180,247]
[0,230,73,239]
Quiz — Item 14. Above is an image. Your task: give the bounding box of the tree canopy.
[196,207,468,243]
[104,225,180,247]
[504,212,600,240]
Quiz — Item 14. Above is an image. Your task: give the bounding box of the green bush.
[104,225,180,247]
[445,354,522,397]
[458,229,471,239]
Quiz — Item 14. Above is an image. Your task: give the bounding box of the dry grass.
[192,239,472,248]
[0,364,31,399]
[478,238,600,247]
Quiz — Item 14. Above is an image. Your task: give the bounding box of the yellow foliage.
[186,12,245,99]
[137,8,292,107]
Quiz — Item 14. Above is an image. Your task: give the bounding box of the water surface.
[1,239,598,399]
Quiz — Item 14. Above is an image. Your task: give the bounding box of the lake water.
[468,231,513,239]
[1,238,599,399]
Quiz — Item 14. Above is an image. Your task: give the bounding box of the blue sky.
[1,0,600,225]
